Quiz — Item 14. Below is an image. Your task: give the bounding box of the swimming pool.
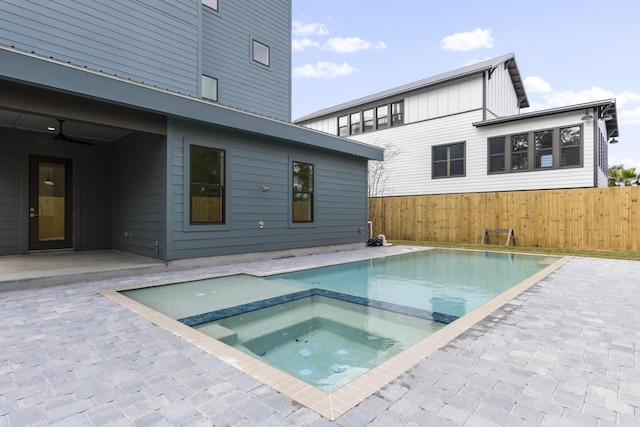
[108,247,566,419]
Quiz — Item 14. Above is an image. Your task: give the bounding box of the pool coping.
[100,249,571,421]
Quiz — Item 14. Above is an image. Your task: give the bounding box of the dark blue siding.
[201,0,291,120]
[0,0,199,96]
[167,118,368,260]
[110,134,167,258]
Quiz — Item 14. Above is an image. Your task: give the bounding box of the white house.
[295,53,619,197]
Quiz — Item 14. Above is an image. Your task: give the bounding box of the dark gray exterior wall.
[0,0,199,96]
[110,134,167,258]
[166,118,369,260]
[201,1,292,120]
[0,128,112,255]
[0,0,291,120]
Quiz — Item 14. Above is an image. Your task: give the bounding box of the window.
[201,75,218,101]
[335,101,405,136]
[363,109,374,133]
[350,112,361,134]
[560,126,581,166]
[534,130,553,168]
[391,101,404,126]
[488,125,582,174]
[292,161,313,222]
[433,142,465,178]
[252,39,270,66]
[489,137,505,173]
[511,133,529,171]
[202,0,218,11]
[190,145,225,224]
[376,105,389,129]
[338,115,349,137]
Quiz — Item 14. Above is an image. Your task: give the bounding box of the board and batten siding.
[167,119,368,260]
[486,64,520,118]
[299,75,483,136]
[110,134,167,258]
[352,109,597,196]
[0,0,199,96]
[405,75,483,124]
[201,0,291,120]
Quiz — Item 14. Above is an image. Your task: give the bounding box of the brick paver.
[1,252,639,426]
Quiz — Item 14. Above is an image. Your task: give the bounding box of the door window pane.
[38,162,65,241]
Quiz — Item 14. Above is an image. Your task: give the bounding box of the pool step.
[195,323,238,345]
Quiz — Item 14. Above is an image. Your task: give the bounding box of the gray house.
[0,0,382,260]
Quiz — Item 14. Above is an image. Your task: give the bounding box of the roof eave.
[0,45,384,160]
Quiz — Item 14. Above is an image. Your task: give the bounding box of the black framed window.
[350,112,361,135]
[338,115,349,137]
[489,137,505,173]
[190,145,225,224]
[433,142,465,178]
[335,101,404,136]
[560,125,581,166]
[202,0,218,11]
[363,109,374,133]
[201,75,218,101]
[252,39,270,66]
[534,130,553,169]
[292,161,313,222]
[488,125,582,174]
[511,133,528,171]
[391,101,404,126]
[376,105,389,129]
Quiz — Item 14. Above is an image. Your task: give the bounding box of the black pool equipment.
[367,238,383,247]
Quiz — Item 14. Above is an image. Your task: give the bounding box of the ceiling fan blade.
[61,135,93,146]
[53,119,93,145]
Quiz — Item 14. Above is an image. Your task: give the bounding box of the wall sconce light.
[260,185,270,192]
[609,138,618,144]
[601,113,613,121]
[581,109,593,121]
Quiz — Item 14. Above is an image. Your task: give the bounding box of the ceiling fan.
[52,119,93,145]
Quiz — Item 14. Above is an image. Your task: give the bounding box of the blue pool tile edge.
[178,288,459,327]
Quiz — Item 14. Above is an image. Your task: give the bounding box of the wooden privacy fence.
[369,187,640,252]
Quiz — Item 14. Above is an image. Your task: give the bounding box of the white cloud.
[293,62,358,78]
[527,85,640,127]
[524,76,552,93]
[292,38,320,52]
[323,37,386,53]
[619,106,640,125]
[292,20,329,36]
[441,28,493,51]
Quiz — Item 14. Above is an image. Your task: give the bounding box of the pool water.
[193,295,442,392]
[121,249,557,391]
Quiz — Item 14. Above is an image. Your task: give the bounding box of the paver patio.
[1,248,639,426]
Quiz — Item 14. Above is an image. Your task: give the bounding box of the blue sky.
[291,0,640,170]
